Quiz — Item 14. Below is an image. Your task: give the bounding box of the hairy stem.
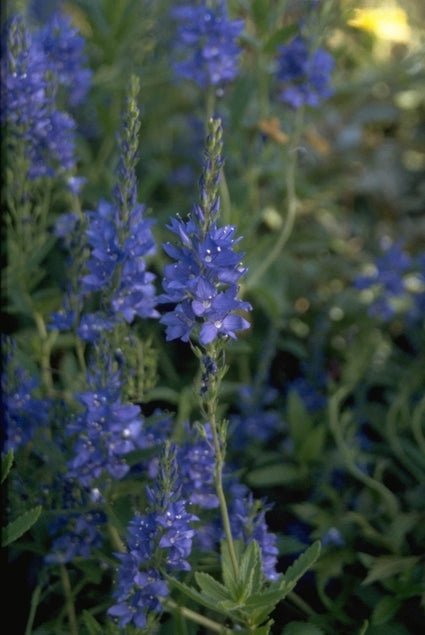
[246,107,305,290]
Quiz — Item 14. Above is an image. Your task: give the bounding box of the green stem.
[246,108,304,290]
[164,598,232,634]
[207,396,239,580]
[412,395,425,457]
[386,397,424,483]
[329,386,399,518]
[25,583,42,635]
[59,564,79,635]
[287,591,317,617]
[33,310,56,397]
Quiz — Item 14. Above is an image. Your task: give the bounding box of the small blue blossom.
[46,510,107,564]
[178,424,219,509]
[33,10,92,106]
[1,339,52,452]
[66,359,146,488]
[275,35,334,108]
[160,119,251,344]
[171,1,245,89]
[230,489,279,581]
[109,446,198,629]
[322,527,345,548]
[353,240,425,323]
[1,13,90,181]
[230,384,282,446]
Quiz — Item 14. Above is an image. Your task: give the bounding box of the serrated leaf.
[1,450,14,484]
[239,540,263,598]
[168,577,226,615]
[195,571,231,604]
[221,539,245,598]
[280,541,321,597]
[281,621,326,635]
[2,505,42,547]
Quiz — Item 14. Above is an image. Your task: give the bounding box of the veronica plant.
[156,118,320,633]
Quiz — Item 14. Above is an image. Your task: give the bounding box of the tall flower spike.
[1,14,79,181]
[79,76,158,331]
[160,118,252,345]
[108,444,198,629]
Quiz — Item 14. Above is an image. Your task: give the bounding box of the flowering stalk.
[160,117,252,580]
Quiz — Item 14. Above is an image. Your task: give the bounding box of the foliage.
[2,1,425,634]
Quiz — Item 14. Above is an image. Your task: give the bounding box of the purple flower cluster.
[33,11,92,106]
[353,241,425,323]
[46,509,107,565]
[1,12,90,181]
[108,451,198,629]
[275,35,334,108]
[171,1,245,89]
[230,384,282,446]
[160,120,251,344]
[1,339,52,452]
[66,361,146,488]
[50,78,158,341]
[80,199,158,330]
[229,487,279,581]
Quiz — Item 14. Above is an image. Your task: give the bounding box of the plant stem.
[164,598,232,634]
[412,395,425,456]
[59,564,79,635]
[207,391,240,580]
[24,583,42,635]
[246,107,304,290]
[329,386,399,518]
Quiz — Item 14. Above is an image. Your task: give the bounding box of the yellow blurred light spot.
[348,7,410,42]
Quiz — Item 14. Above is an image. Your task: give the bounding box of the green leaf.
[167,577,226,615]
[298,426,326,463]
[194,572,231,604]
[362,555,420,585]
[281,621,326,635]
[2,505,42,547]
[287,390,314,451]
[280,541,321,597]
[372,596,401,625]
[81,610,104,634]
[239,540,263,598]
[1,450,14,484]
[246,463,303,487]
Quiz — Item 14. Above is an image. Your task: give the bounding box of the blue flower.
[46,510,107,564]
[33,10,92,106]
[160,119,251,344]
[353,240,425,323]
[1,13,90,181]
[171,1,245,89]
[66,360,146,488]
[1,338,52,452]
[108,446,198,629]
[230,489,279,581]
[275,35,334,108]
